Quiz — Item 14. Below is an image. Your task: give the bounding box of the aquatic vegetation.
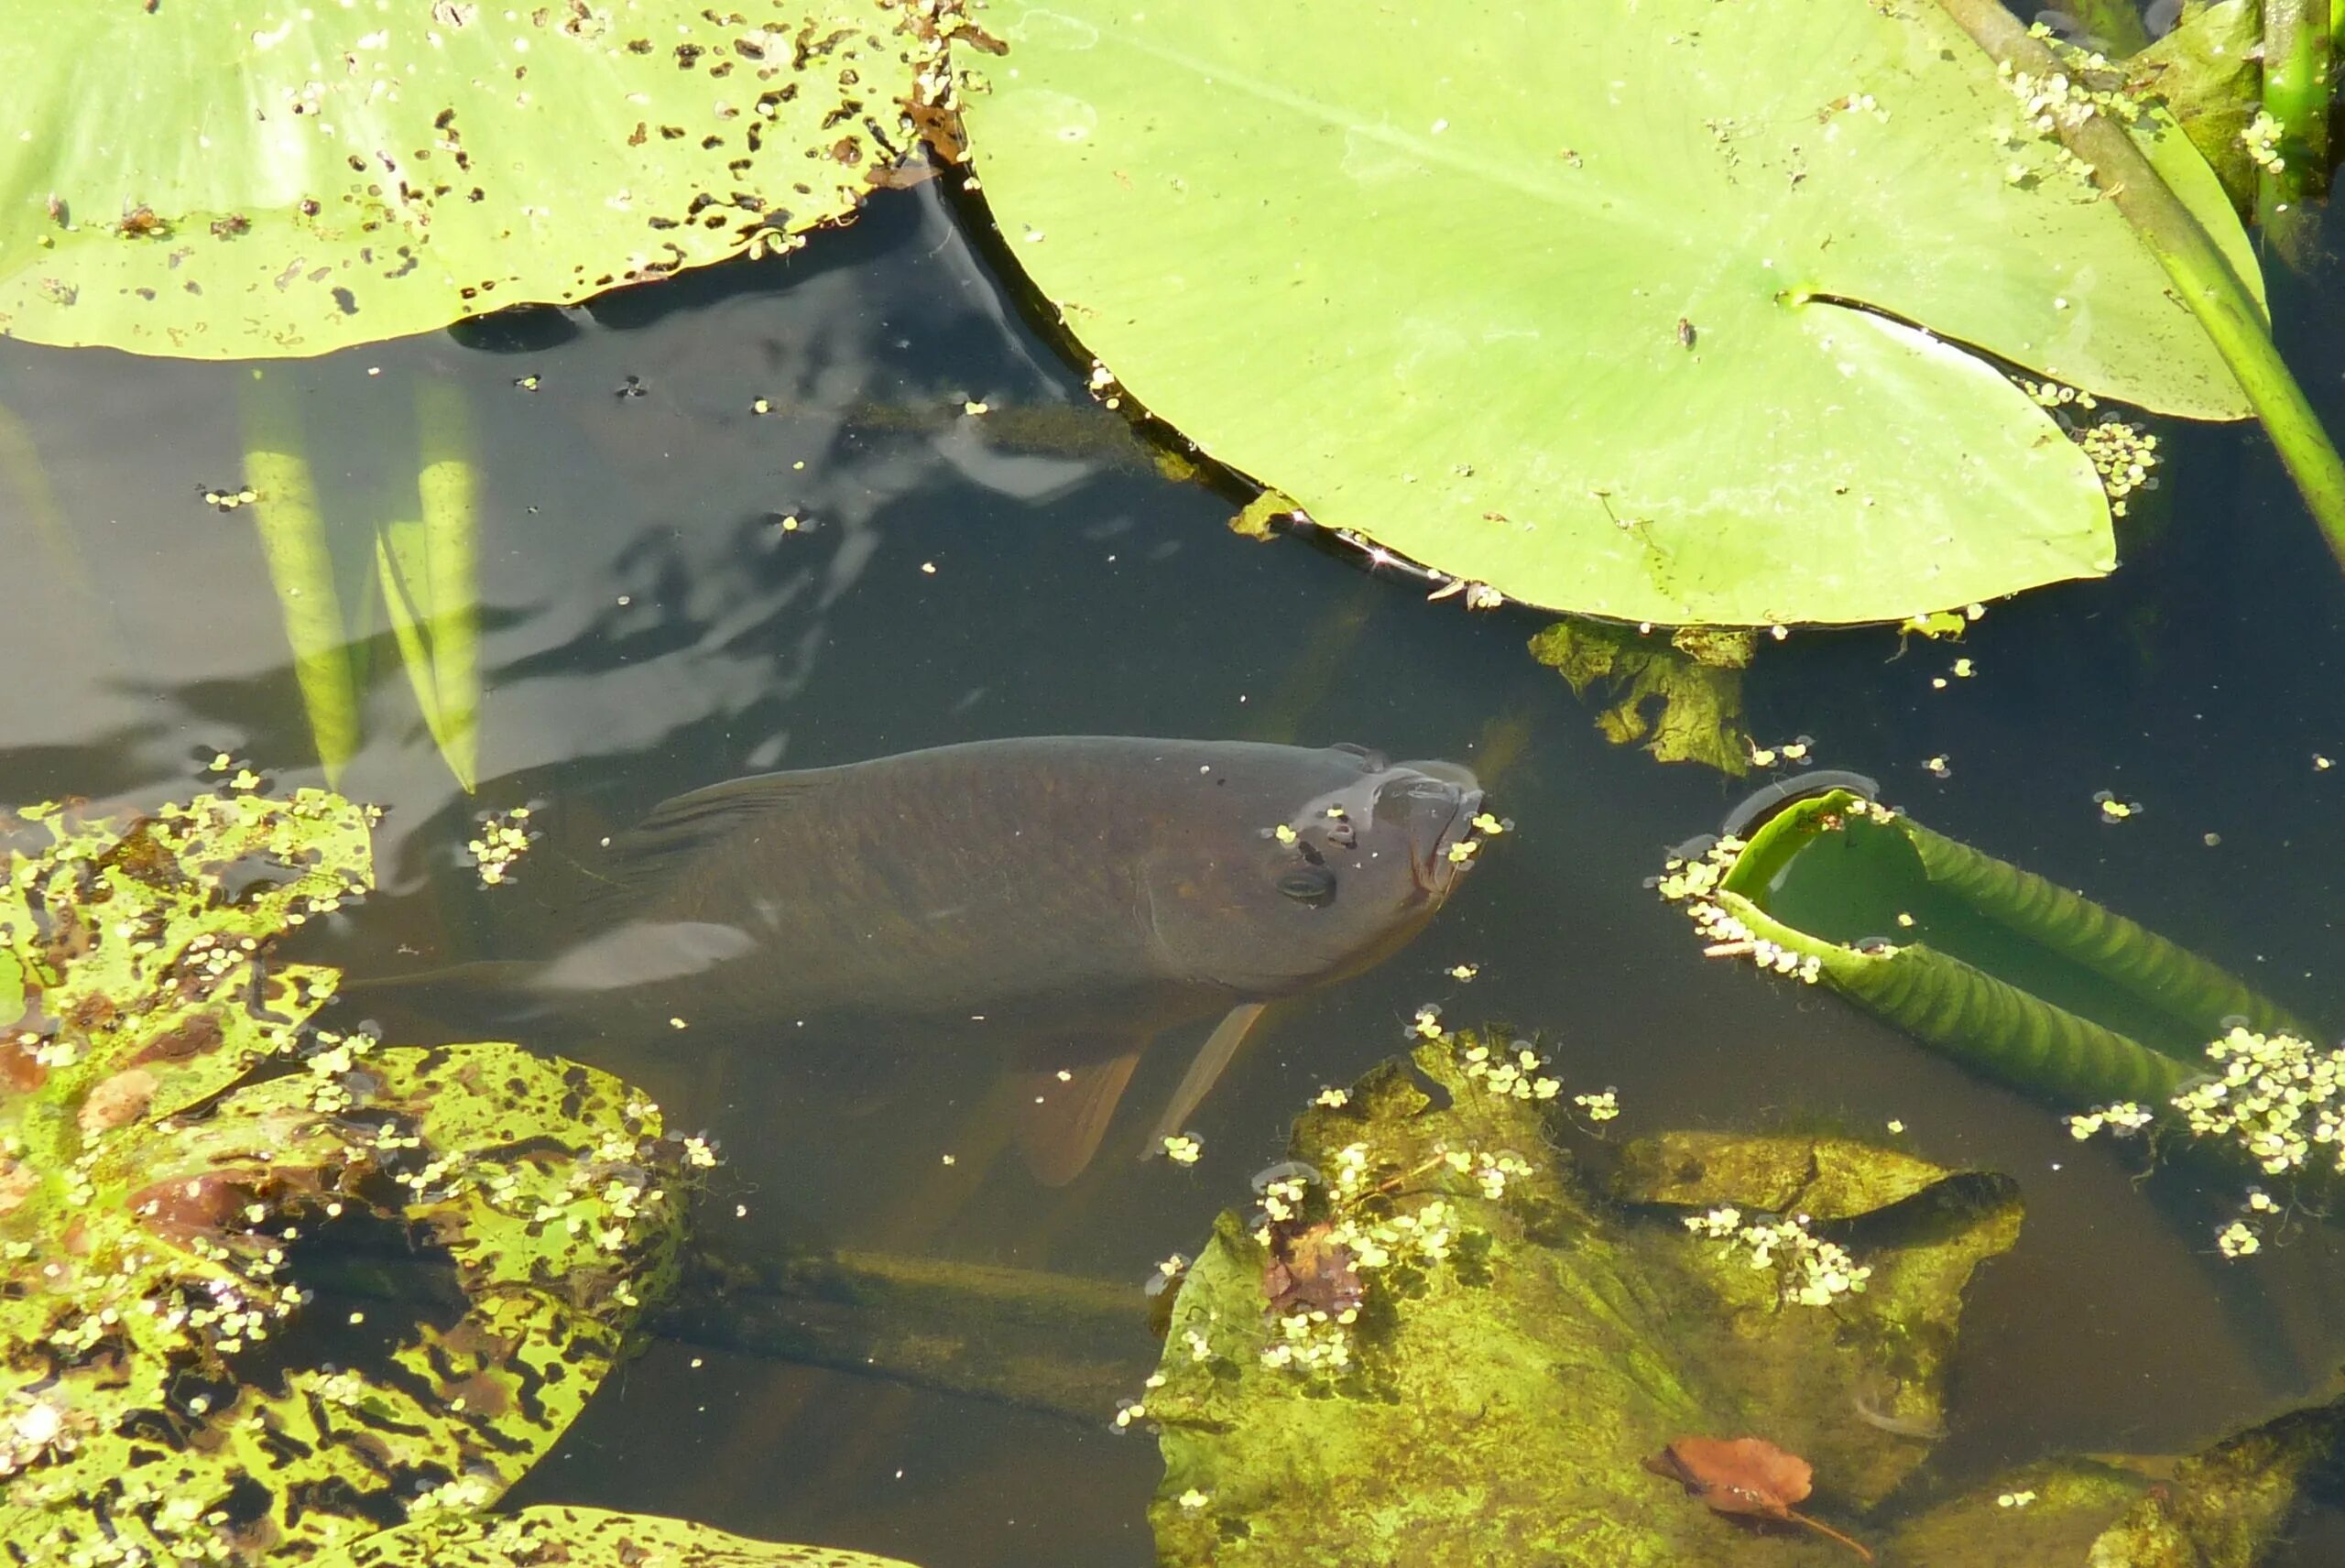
[319,1505,922,1566]
[242,368,482,791]
[0,1,976,359]
[1141,1033,2022,1564]
[465,806,538,887]
[957,0,2270,626]
[2125,1,2263,201]
[2069,1024,2345,1255]
[1654,786,2305,1108]
[1529,620,1754,774]
[0,790,688,1563]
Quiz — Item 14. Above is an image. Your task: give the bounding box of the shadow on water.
[5,158,2345,1563]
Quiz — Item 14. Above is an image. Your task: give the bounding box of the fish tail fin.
[1012,1051,1142,1186]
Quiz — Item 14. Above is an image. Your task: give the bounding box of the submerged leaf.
[1644,1434,1814,1519]
[959,0,2262,625]
[1529,620,1751,774]
[1145,1035,2016,1565]
[376,378,482,791]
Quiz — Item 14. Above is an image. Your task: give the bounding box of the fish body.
[396,736,1486,1177]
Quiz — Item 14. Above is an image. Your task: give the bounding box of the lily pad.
[322,1505,923,1567]
[0,1,965,358]
[1,791,688,1565]
[959,0,2263,626]
[1143,1031,2020,1565]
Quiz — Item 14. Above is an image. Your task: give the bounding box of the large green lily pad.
[959,0,2262,626]
[1,791,688,1565]
[0,0,968,358]
[1142,1033,2021,1566]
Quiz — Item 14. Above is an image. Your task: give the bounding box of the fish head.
[1141,745,1485,996]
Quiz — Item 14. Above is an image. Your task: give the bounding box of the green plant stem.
[1934,0,2345,574]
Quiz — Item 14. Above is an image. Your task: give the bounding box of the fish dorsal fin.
[1013,1051,1142,1186]
[584,768,843,914]
[1140,1002,1270,1158]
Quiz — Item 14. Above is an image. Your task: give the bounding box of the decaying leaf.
[1262,1220,1364,1317]
[1644,1434,1814,1519]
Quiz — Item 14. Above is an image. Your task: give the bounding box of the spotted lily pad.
[0,1,970,358]
[958,0,2262,625]
[1144,1032,2019,1565]
[0,792,689,1565]
[322,1505,923,1567]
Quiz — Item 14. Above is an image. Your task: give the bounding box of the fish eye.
[1274,864,1338,908]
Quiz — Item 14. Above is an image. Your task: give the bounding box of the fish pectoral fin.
[1140,1001,1270,1159]
[1013,1050,1143,1187]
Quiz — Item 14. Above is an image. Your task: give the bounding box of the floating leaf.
[0,792,687,1565]
[959,0,2262,625]
[322,1505,923,1568]
[0,2,964,359]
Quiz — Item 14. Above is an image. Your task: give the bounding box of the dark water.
[4,163,2343,1563]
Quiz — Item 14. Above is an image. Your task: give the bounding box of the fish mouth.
[1386,761,1485,898]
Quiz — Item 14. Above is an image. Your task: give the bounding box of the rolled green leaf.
[1663,789,2307,1112]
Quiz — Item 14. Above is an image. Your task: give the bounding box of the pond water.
[5,164,2344,1563]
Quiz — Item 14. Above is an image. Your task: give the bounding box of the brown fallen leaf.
[1644,1435,1873,1562]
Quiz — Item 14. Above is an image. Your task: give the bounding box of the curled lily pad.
[1143,1032,2019,1565]
[321,1504,923,1567]
[1,792,688,1565]
[0,1,969,358]
[958,0,2262,626]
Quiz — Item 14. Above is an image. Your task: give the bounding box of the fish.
[378,735,1486,1181]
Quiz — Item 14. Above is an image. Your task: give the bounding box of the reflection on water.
[4,175,2344,1563]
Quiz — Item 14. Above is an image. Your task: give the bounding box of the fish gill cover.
[0,1,984,359]
[0,788,691,1563]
